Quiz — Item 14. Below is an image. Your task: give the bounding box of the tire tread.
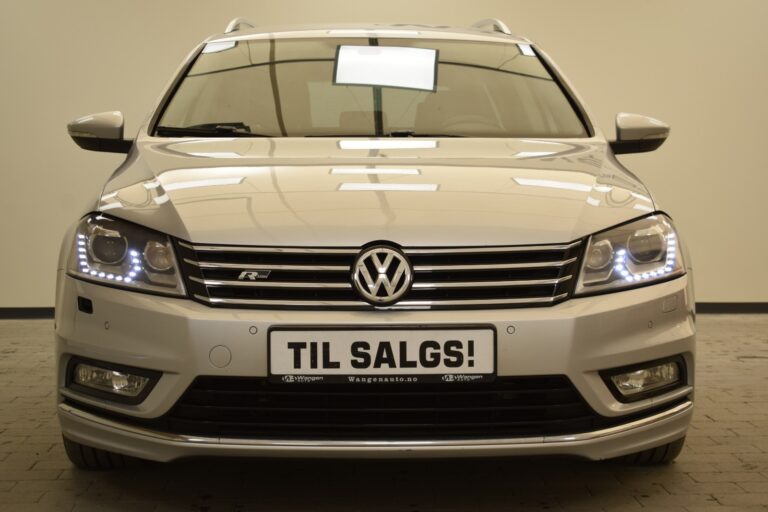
[63,436,133,470]
[615,437,686,465]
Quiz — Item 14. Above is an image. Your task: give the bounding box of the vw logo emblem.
[352,245,413,306]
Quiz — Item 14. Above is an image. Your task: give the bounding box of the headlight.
[575,214,685,295]
[68,214,185,296]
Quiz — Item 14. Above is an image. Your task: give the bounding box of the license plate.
[268,328,495,384]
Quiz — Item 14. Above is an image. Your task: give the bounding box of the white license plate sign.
[269,328,495,384]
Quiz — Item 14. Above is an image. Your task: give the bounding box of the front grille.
[98,376,674,440]
[176,241,583,310]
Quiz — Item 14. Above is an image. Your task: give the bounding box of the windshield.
[155,37,588,138]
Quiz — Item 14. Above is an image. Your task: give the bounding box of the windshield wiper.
[304,134,377,137]
[156,123,271,138]
[304,131,465,138]
[385,130,464,137]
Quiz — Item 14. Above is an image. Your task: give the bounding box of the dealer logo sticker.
[281,375,324,384]
[442,374,484,383]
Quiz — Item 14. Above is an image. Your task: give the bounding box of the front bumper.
[59,400,692,461]
[55,272,695,461]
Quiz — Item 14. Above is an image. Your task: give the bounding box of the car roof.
[206,22,532,45]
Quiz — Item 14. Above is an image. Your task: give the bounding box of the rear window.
[155,37,588,138]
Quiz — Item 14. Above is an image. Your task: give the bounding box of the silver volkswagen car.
[57,19,695,469]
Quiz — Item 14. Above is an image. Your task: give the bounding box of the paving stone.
[662,480,745,495]
[636,493,721,507]
[714,493,768,506]
[684,507,768,512]
[738,481,768,493]
[0,504,75,512]
[0,470,63,481]
[0,488,46,505]
[689,471,768,483]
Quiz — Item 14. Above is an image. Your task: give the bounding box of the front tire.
[614,437,686,465]
[62,436,141,470]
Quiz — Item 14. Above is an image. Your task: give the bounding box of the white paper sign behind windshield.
[334,45,438,91]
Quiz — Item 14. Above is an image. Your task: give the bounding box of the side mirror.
[67,111,132,153]
[609,113,669,155]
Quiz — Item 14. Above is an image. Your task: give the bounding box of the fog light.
[611,361,680,397]
[73,363,149,397]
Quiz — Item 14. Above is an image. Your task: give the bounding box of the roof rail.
[470,18,512,36]
[224,17,255,34]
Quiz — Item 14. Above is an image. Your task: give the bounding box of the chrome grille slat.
[179,241,580,255]
[412,257,577,272]
[194,294,568,308]
[178,240,582,310]
[190,276,352,289]
[196,295,366,307]
[179,242,358,255]
[184,258,350,272]
[412,276,572,289]
[404,241,581,254]
[191,276,571,290]
[394,294,569,308]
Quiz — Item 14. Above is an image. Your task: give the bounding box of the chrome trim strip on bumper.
[58,400,692,448]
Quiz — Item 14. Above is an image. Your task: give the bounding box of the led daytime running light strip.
[613,233,677,283]
[77,234,142,283]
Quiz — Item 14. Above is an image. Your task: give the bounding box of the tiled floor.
[0,315,766,511]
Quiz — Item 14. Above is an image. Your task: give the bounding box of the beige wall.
[1,0,766,306]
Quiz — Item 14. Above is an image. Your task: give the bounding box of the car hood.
[98,137,655,247]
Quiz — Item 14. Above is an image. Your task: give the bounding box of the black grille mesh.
[90,376,677,440]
